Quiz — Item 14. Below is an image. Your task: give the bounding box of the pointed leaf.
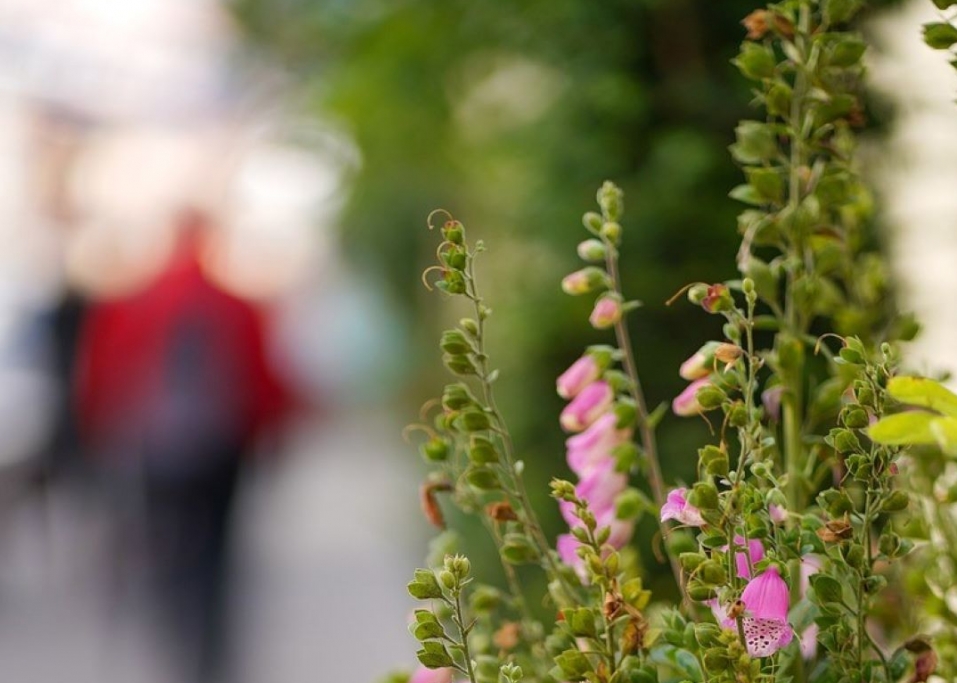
[887,376,957,418]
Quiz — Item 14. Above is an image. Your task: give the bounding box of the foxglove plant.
[394,2,957,682]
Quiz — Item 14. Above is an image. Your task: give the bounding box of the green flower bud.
[460,317,479,336]
[600,221,621,243]
[881,490,910,513]
[442,383,475,411]
[468,435,499,464]
[696,384,727,410]
[441,220,465,245]
[727,401,748,427]
[421,437,450,462]
[679,552,707,572]
[597,181,624,221]
[458,409,491,431]
[577,239,607,262]
[440,329,472,355]
[439,570,456,590]
[686,580,716,602]
[561,266,610,296]
[444,353,477,376]
[582,211,604,233]
[841,406,869,429]
[445,554,471,579]
[699,560,728,586]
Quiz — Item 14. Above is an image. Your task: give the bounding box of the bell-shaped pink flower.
[679,341,720,380]
[734,566,794,657]
[575,459,627,515]
[672,377,711,417]
[768,504,788,525]
[729,535,765,579]
[761,385,784,422]
[560,381,613,432]
[565,412,630,475]
[660,488,705,527]
[409,665,455,683]
[589,295,622,330]
[557,354,602,399]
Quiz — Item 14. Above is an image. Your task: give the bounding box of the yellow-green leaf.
[887,377,957,418]
[868,412,939,446]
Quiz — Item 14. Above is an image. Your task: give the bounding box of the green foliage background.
[229,0,898,594]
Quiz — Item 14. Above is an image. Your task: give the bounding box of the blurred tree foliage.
[229,0,897,592]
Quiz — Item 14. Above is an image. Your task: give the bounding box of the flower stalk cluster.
[392,2,957,683]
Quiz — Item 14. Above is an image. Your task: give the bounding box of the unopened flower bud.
[557,354,603,399]
[701,284,733,313]
[679,341,722,380]
[561,267,609,295]
[442,220,465,245]
[439,570,456,590]
[589,295,622,329]
[696,383,726,410]
[577,239,607,262]
[583,211,604,233]
[714,343,743,364]
[459,317,479,337]
[445,554,471,579]
[440,329,471,355]
[597,181,624,221]
[687,284,710,305]
[600,221,621,243]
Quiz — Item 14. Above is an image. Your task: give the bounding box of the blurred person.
[74,207,292,683]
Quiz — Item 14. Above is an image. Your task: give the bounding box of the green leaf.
[887,376,957,417]
[729,183,765,206]
[868,412,939,446]
[734,42,777,80]
[823,0,863,25]
[746,167,784,203]
[408,569,444,600]
[566,607,598,638]
[830,38,867,67]
[932,0,957,8]
[554,650,592,680]
[810,574,844,604]
[924,22,957,50]
[730,121,778,165]
[416,641,454,668]
[930,417,957,456]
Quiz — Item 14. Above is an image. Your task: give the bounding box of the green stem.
[453,590,479,683]
[782,6,811,683]
[604,241,687,602]
[465,255,581,604]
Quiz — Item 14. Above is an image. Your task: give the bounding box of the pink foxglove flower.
[565,412,630,475]
[679,341,720,380]
[729,535,765,579]
[660,488,705,527]
[672,377,711,417]
[560,381,613,432]
[769,504,788,525]
[761,385,784,422]
[733,566,794,657]
[557,354,602,399]
[409,665,455,683]
[589,295,622,329]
